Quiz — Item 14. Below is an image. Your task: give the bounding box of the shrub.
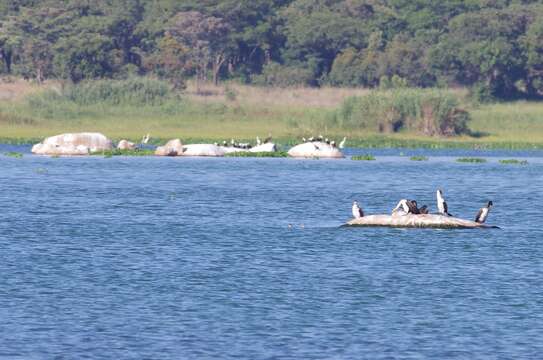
[469,82,496,103]
[337,88,470,136]
[224,86,238,101]
[252,62,314,87]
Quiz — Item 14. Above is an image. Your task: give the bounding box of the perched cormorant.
[418,205,429,214]
[263,133,272,143]
[392,199,411,215]
[475,201,493,223]
[408,200,420,214]
[330,140,336,148]
[436,189,453,216]
[352,201,364,218]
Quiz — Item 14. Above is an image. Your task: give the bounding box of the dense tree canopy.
[1,0,543,99]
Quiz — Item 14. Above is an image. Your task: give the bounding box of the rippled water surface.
[1,146,543,359]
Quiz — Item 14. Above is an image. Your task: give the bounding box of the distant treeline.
[1,0,543,101]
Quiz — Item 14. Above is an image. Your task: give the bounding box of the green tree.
[429,6,530,99]
[168,11,230,89]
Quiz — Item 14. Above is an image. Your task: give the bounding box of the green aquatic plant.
[4,151,23,158]
[224,151,288,157]
[456,157,487,163]
[352,154,376,161]
[499,159,528,165]
[410,155,429,161]
[92,148,155,157]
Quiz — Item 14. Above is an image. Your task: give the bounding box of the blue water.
[1,146,543,359]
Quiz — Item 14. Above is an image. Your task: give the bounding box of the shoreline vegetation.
[1,78,543,149]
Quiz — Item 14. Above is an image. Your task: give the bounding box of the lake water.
[1,145,543,359]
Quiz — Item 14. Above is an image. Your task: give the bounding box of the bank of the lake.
[1,81,543,149]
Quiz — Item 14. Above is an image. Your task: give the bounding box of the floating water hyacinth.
[410,156,429,161]
[456,157,486,163]
[92,149,155,157]
[224,151,288,158]
[4,151,23,158]
[499,159,528,165]
[352,154,376,161]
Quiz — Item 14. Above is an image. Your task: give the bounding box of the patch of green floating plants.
[352,154,376,161]
[224,151,288,158]
[92,149,156,157]
[409,156,429,161]
[499,159,528,165]
[4,151,23,158]
[456,157,487,163]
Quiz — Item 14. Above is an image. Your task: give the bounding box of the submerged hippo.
[32,132,113,155]
[288,141,344,158]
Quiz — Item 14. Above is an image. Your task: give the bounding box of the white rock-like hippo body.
[155,139,183,156]
[117,139,136,150]
[220,143,277,154]
[346,214,496,229]
[287,142,344,158]
[182,144,225,157]
[249,143,277,153]
[220,146,246,154]
[32,132,112,155]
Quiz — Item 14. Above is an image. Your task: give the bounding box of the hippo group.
[31,132,347,158]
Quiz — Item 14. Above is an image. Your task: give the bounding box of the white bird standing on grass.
[339,137,347,149]
[256,136,261,146]
[141,133,150,144]
[352,201,364,218]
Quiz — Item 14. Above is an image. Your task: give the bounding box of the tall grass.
[1,79,543,148]
[22,77,185,120]
[336,89,470,136]
[28,77,176,106]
